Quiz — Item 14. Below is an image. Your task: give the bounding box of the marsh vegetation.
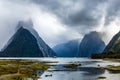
[0,59,50,80]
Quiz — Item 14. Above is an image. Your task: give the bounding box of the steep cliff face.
[91,31,120,59]
[104,31,120,53]
[78,31,105,57]
[53,39,80,57]
[0,21,56,57]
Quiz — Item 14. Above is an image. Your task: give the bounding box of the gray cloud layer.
[29,0,120,34]
[30,0,120,42]
[0,0,120,49]
[30,0,106,28]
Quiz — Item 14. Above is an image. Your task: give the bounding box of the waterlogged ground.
[37,58,120,80]
[0,58,120,80]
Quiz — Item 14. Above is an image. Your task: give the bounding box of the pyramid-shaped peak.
[17,20,33,30]
[18,26,25,30]
[15,25,30,37]
[0,20,56,57]
[87,31,99,36]
[78,31,105,57]
[85,31,101,40]
[0,26,44,57]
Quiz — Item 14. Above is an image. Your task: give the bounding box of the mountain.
[91,31,120,59]
[53,39,80,57]
[78,31,105,57]
[0,21,56,57]
[104,31,120,53]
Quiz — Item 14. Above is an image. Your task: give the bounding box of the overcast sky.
[0,0,120,49]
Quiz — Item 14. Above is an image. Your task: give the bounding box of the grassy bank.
[63,64,81,69]
[104,65,120,73]
[0,59,51,80]
[91,52,120,59]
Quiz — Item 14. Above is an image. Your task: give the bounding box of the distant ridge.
[53,39,80,57]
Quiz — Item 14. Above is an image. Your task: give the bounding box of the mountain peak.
[89,31,97,34]
[92,31,120,58]
[0,24,43,57]
[86,31,100,38]
[17,20,33,30]
[17,26,25,32]
[0,21,56,57]
[78,31,105,57]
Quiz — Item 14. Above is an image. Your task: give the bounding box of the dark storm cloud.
[5,0,120,30]
[65,9,99,27]
[28,0,120,44]
[10,0,110,28]
[29,0,107,30]
[30,0,61,10]
[63,0,106,27]
[104,0,120,26]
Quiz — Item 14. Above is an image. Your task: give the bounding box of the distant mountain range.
[53,39,80,57]
[0,21,109,58]
[53,31,105,57]
[0,21,56,57]
[78,31,105,57]
[92,31,120,59]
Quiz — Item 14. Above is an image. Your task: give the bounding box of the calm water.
[30,58,120,80]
